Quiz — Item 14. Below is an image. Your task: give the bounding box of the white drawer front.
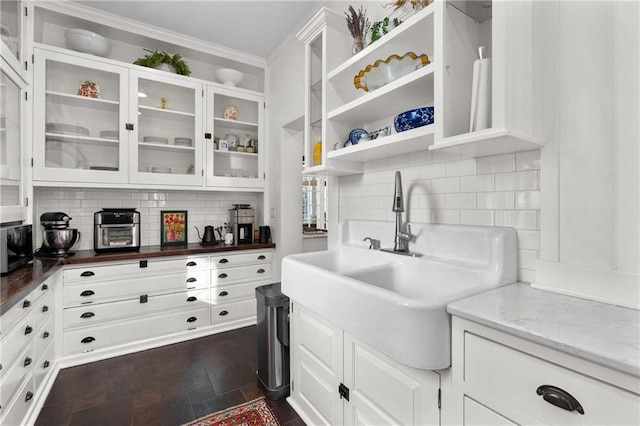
[64,306,210,356]
[32,289,54,331]
[34,341,55,392]
[31,279,53,303]
[211,264,272,286]
[0,373,34,426]
[211,299,256,325]
[210,250,272,267]
[0,295,33,337]
[211,282,261,303]
[0,313,34,379]
[464,396,517,425]
[63,269,209,307]
[34,316,55,358]
[63,288,211,328]
[63,256,209,282]
[0,344,34,413]
[464,332,640,425]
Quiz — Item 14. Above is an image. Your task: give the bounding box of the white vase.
[154,63,176,73]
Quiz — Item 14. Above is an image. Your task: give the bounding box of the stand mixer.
[34,212,81,257]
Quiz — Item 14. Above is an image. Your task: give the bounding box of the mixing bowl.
[42,229,80,252]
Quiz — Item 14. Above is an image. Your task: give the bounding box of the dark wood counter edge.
[1,243,276,314]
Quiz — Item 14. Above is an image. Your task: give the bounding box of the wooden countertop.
[1,242,276,315]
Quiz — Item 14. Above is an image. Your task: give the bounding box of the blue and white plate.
[393,107,435,133]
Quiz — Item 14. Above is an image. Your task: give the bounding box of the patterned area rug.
[183,397,281,426]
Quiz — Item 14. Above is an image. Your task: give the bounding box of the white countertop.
[447,283,640,377]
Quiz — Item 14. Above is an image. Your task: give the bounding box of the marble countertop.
[447,283,640,377]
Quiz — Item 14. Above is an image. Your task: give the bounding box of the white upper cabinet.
[205,85,264,190]
[0,0,25,79]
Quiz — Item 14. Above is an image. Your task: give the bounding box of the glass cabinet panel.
[33,49,128,183]
[307,35,323,169]
[0,58,25,221]
[206,85,263,189]
[0,1,21,68]
[131,71,202,186]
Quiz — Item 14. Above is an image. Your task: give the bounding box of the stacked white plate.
[143,136,168,144]
[151,166,171,174]
[174,137,192,147]
[100,130,119,140]
[46,123,90,136]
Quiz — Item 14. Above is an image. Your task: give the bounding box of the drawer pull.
[43,331,50,338]
[24,326,33,335]
[536,385,584,415]
[80,290,95,297]
[186,277,197,283]
[187,296,197,302]
[81,336,95,344]
[186,261,197,267]
[218,291,229,297]
[24,357,32,367]
[42,305,49,312]
[219,310,229,316]
[187,316,197,323]
[81,312,95,319]
[257,268,265,274]
[22,300,31,308]
[80,271,95,277]
[43,360,50,368]
[25,391,33,402]
[258,255,266,260]
[218,258,229,264]
[42,284,49,291]
[218,273,228,279]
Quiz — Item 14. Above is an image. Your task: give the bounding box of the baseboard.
[24,361,61,426]
[533,260,640,310]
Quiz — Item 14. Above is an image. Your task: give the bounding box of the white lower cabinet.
[289,302,441,426]
[452,317,640,425]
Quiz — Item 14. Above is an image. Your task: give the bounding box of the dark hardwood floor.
[36,326,303,426]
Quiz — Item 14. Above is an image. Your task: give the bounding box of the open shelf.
[214,150,258,158]
[45,133,120,145]
[429,129,543,157]
[214,117,258,132]
[138,105,195,118]
[138,142,196,153]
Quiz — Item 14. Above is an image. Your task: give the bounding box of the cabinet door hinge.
[31,158,34,167]
[263,173,266,180]
[438,388,441,409]
[25,197,29,207]
[264,102,266,109]
[201,170,204,177]
[202,89,204,97]
[338,383,350,401]
[291,380,294,392]
[32,54,34,64]
[24,6,28,17]
[25,92,28,101]
[24,61,27,71]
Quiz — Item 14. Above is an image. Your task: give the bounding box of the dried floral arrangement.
[392,0,433,10]
[345,5,370,41]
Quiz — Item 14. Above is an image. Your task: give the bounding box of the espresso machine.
[35,212,80,257]
[229,204,254,245]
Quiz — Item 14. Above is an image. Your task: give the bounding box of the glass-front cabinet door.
[0,57,26,222]
[0,0,22,74]
[129,70,202,186]
[205,85,264,189]
[33,48,128,184]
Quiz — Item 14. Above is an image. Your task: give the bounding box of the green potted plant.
[133,48,191,76]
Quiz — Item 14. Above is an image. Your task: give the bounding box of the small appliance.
[35,212,80,258]
[94,209,141,252]
[0,223,33,275]
[195,225,216,245]
[229,204,254,245]
[259,226,271,244]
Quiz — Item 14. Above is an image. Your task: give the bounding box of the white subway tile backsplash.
[432,209,460,224]
[515,190,541,210]
[477,192,515,210]
[431,177,460,193]
[446,159,477,177]
[518,249,538,270]
[408,149,432,166]
[477,154,515,174]
[495,210,538,230]
[495,170,539,191]
[460,210,494,226]
[518,269,536,284]
[445,193,476,209]
[516,150,541,171]
[419,163,446,179]
[460,174,495,192]
[516,230,540,251]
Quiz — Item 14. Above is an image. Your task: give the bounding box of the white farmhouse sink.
[282,220,517,370]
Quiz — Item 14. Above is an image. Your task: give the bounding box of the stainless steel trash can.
[256,282,290,399]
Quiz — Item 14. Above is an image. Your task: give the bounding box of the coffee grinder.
[229,204,254,245]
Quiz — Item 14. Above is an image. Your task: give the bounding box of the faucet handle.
[363,237,381,250]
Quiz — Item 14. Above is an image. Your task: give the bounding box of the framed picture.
[160,210,188,246]
[218,139,228,151]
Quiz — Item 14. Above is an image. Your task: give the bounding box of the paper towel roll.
[469,57,492,132]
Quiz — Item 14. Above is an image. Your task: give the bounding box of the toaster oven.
[94,209,140,252]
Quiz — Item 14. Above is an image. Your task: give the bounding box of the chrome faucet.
[382,171,422,257]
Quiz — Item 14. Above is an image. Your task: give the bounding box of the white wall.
[33,188,258,251]
[339,150,541,282]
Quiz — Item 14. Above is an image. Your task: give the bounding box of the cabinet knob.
[80,312,95,319]
[42,305,49,312]
[186,296,197,302]
[22,300,31,308]
[187,316,198,323]
[81,336,96,344]
[80,271,95,277]
[42,284,49,291]
[25,391,34,402]
[43,360,50,369]
[140,295,148,304]
[43,331,50,339]
[80,290,95,297]
[536,385,584,415]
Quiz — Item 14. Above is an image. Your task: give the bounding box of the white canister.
[224,233,234,245]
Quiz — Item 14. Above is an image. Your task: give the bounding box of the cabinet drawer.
[211,264,272,286]
[33,289,54,330]
[211,299,256,325]
[0,313,34,379]
[0,373,34,426]
[63,269,209,307]
[63,256,209,282]
[210,250,272,267]
[464,332,640,424]
[64,288,211,328]
[34,341,55,392]
[64,306,210,356]
[211,282,261,303]
[34,316,55,357]
[464,396,517,425]
[31,278,53,303]
[0,295,33,337]
[0,344,34,414]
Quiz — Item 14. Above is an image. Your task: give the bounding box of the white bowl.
[215,68,244,87]
[65,29,111,57]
